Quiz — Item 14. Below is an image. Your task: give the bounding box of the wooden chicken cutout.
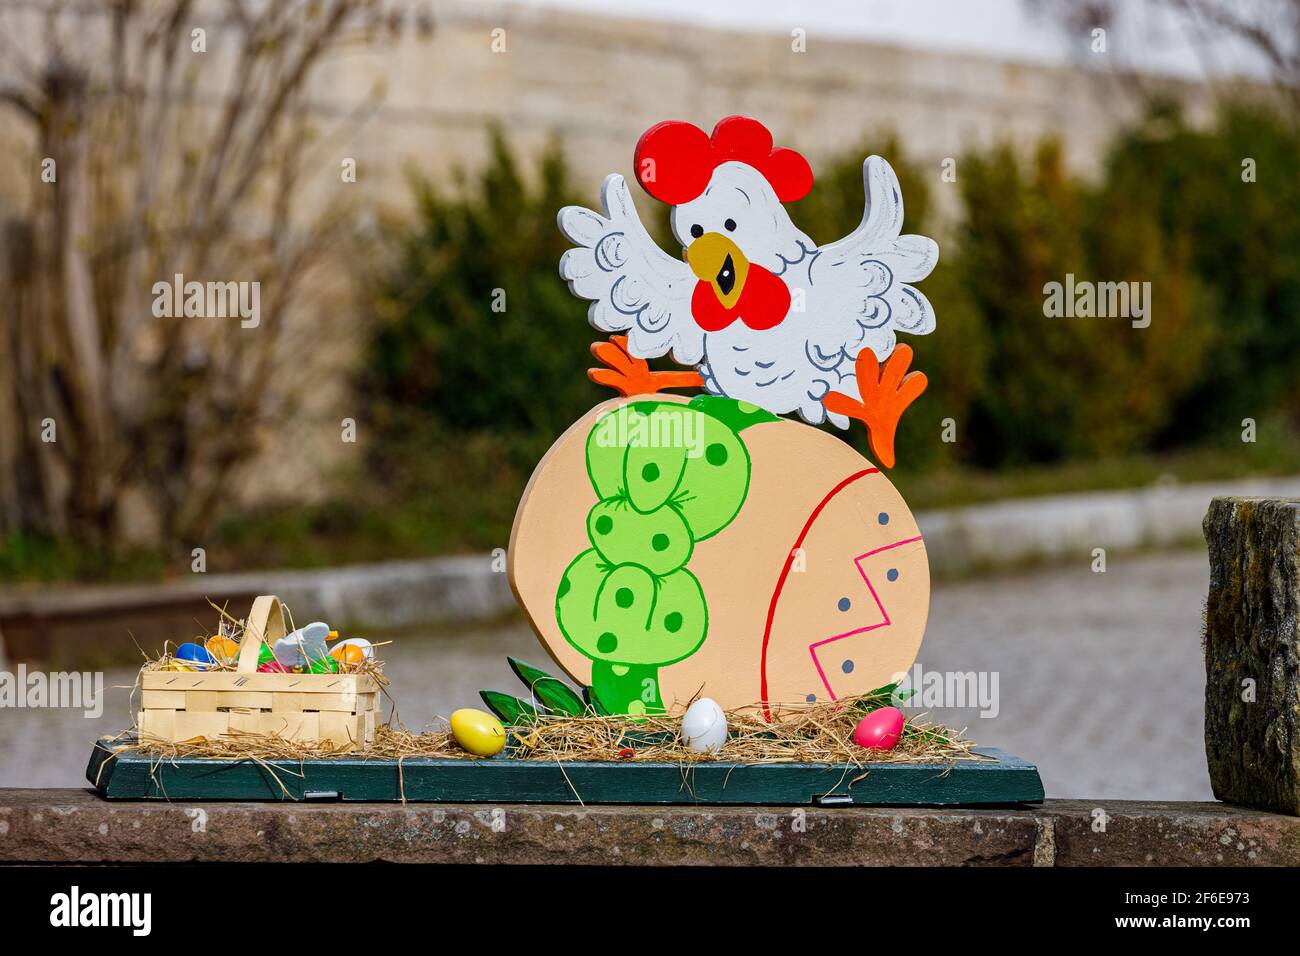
[559,115,936,468]
[510,116,936,716]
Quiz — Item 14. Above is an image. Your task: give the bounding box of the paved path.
[7,476,1292,641]
[0,551,1213,800]
[922,550,1211,801]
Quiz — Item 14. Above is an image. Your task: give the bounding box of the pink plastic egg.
[258,661,288,673]
[852,706,904,751]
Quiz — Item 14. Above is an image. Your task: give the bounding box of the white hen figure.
[558,116,938,467]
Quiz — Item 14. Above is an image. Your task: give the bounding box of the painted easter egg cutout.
[510,395,930,716]
[511,115,939,717]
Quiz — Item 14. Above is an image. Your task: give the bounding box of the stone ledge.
[0,555,513,665]
[919,475,1300,574]
[2,790,1297,866]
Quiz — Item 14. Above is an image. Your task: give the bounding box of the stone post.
[1203,497,1300,814]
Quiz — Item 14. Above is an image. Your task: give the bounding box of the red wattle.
[691,265,791,333]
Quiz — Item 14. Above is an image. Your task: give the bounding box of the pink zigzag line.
[808,534,923,701]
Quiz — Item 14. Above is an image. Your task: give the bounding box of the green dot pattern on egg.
[688,394,778,433]
[584,405,636,499]
[555,548,609,660]
[583,564,708,668]
[561,398,758,711]
[623,406,691,513]
[585,401,682,501]
[648,567,708,665]
[671,414,750,542]
[586,495,692,576]
[555,544,709,669]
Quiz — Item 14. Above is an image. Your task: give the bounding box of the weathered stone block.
[1203,497,1300,814]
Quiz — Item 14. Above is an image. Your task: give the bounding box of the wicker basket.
[137,595,381,750]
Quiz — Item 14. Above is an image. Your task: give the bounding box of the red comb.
[633,116,813,205]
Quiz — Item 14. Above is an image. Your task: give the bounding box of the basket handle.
[236,595,287,673]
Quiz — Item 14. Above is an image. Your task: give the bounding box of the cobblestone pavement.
[1,551,1213,799]
[921,551,1212,801]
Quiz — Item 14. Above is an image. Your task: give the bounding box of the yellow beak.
[686,233,748,309]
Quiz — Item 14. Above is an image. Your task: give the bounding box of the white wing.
[558,174,702,365]
[803,155,938,371]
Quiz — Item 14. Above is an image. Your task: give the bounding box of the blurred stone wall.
[0,0,1225,513]
[319,0,1219,224]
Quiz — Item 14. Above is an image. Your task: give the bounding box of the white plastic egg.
[680,698,728,753]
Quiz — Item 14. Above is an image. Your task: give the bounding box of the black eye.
[724,218,737,232]
[689,224,703,239]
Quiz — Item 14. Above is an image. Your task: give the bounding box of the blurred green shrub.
[361,101,1299,500]
[360,129,604,473]
[790,136,988,471]
[1100,100,1300,438]
[13,103,1300,579]
[956,138,1215,464]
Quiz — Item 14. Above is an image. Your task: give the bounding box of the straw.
[136,599,390,687]
[113,695,976,766]
[118,601,977,786]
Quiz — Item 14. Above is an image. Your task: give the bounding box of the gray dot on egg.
[887,568,899,582]
[877,512,890,525]
[837,597,851,612]
[841,659,855,674]
[805,693,816,703]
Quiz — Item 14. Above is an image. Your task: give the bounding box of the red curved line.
[759,467,878,721]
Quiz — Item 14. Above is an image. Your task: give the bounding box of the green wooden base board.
[87,738,1044,805]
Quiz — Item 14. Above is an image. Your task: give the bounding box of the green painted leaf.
[903,725,950,744]
[671,415,750,541]
[507,657,586,716]
[558,559,707,669]
[623,406,690,512]
[688,394,779,432]
[850,682,906,709]
[585,407,633,498]
[479,690,542,726]
[582,685,611,716]
[586,496,692,575]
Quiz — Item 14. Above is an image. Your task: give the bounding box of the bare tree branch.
[0,0,417,549]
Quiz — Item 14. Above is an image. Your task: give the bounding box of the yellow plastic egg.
[161,662,196,672]
[449,708,506,757]
[205,636,240,661]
